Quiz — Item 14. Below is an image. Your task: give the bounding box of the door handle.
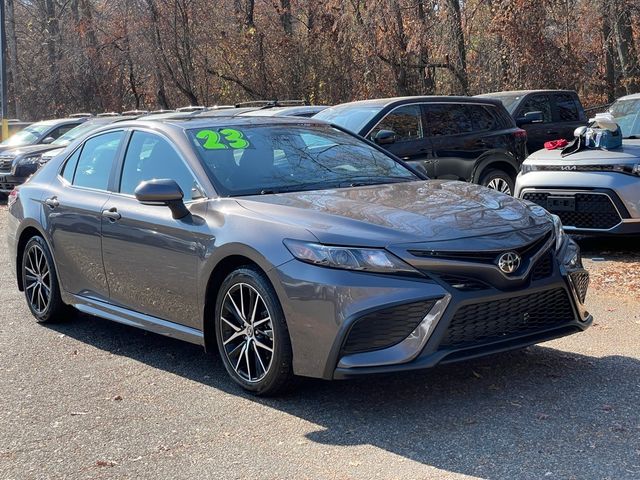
[102,207,121,222]
[44,197,59,209]
[546,130,559,135]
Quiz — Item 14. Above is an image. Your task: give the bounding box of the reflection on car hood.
[237,180,550,246]
[0,144,57,158]
[527,139,640,165]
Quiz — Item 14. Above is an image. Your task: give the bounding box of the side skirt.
[68,294,205,346]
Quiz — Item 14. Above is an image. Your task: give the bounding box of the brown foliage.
[6,0,640,120]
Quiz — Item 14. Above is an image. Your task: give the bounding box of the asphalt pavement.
[1,201,639,480]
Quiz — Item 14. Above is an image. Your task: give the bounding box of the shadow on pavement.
[46,312,640,479]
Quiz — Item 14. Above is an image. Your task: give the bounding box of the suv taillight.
[7,187,19,208]
[514,128,527,138]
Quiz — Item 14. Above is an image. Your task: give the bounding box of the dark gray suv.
[7,116,591,395]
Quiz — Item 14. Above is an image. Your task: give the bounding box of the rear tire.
[214,266,294,396]
[21,236,71,323]
[480,169,515,196]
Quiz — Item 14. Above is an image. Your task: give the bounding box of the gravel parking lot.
[1,200,639,480]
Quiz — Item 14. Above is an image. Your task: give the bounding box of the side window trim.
[114,128,204,203]
[58,145,84,185]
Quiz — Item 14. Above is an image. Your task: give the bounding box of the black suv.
[315,96,527,195]
[476,90,587,153]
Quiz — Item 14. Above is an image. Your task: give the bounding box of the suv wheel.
[215,267,294,395]
[21,236,71,323]
[481,169,515,196]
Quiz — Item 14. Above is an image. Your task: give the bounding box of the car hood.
[0,143,57,159]
[526,139,640,165]
[236,180,551,247]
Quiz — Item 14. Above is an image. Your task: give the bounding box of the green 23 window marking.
[196,128,252,150]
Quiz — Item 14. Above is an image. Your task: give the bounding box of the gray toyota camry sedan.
[7,116,592,395]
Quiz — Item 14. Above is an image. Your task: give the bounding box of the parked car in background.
[7,116,590,395]
[6,119,32,139]
[315,96,527,195]
[0,117,86,154]
[0,116,136,194]
[239,105,328,118]
[515,94,640,235]
[476,90,587,153]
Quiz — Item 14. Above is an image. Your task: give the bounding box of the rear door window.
[519,95,552,123]
[554,93,580,121]
[48,124,76,140]
[469,105,498,132]
[369,105,424,142]
[73,131,124,190]
[423,104,473,137]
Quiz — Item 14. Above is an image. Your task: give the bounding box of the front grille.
[531,252,554,280]
[341,299,437,354]
[523,192,622,230]
[440,288,575,348]
[569,271,589,303]
[0,158,13,170]
[437,274,490,291]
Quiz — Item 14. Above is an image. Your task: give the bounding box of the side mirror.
[516,111,543,126]
[409,162,429,179]
[134,178,190,219]
[373,129,397,145]
[42,136,55,144]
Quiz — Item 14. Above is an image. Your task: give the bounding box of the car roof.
[476,89,577,97]
[615,93,640,101]
[238,105,328,117]
[30,118,87,126]
[330,95,503,109]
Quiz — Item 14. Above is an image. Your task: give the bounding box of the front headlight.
[552,214,565,252]
[283,239,419,275]
[520,163,535,174]
[18,154,43,166]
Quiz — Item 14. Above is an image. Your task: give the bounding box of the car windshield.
[1,123,50,146]
[313,104,382,133]
[188,124,418,196]
[480,94,523,113]
[608,99,640,138]
[53,121,101,146]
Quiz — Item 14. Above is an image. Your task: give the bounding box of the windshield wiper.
[625,135,639,139]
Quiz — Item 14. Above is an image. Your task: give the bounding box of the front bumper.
[515,170,640,235]
[272,239,590,380]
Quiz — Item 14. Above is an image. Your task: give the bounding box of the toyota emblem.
[497,251,521,274]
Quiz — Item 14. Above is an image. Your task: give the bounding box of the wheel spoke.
[25,266,37,277]
[223,330,245,346]
[244,340,252,380]
[253,316,270,328]
[239,285,245,319]
[253,342,267,374]
[254,339,273,353]
[221,315,242,332]
[29,282,38,305]
[25,281,37,291]
[38,288,47,312]
[234,342,248,371]
[249,291,260,324]
[227,292,247,326]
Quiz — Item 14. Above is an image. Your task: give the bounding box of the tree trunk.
[443,0,468,94]
[5,0,20,117]
[613,1,640,94]
[601,2,617,102]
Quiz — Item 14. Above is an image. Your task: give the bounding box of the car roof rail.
[176,105,207,112]
[96,112,121,117]
[69,112,94,118]
[122,109,149,115]
[234,99,308,109]
[149,109,175,114]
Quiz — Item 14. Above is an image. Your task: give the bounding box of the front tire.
[215,267,294,395]
[480,169,515,196]
[21,236,70,323]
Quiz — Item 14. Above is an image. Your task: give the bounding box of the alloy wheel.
[24,244,52,315]
[486,177,512,195]
[219,282,274,383]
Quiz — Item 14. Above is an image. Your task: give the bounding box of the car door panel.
[100,196,205,328]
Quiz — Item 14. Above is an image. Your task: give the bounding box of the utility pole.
[0,0,7,141]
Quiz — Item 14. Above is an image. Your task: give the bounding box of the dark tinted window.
[520,95,552,122]
[61,148,81,183]
[120,131,196,201]
[189,125,416,196]
[469,105,497,131]
[555,93,579,121]
[424,104,473,136]
[369,105,423,142]
[73,131,123,190]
